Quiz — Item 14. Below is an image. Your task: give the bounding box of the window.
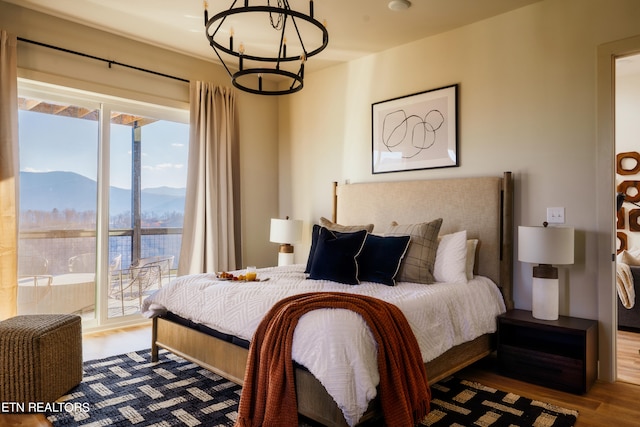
[17,80,189,328]
[108,111,188,318]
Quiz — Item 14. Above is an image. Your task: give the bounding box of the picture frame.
[372,84,458,174]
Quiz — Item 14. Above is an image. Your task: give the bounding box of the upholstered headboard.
[333,172,514,309]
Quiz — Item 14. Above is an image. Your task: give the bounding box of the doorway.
[615,52,640,385]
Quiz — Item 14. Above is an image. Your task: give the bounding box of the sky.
[19,109,189,190]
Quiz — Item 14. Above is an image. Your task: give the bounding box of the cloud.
[22,167,50,173]
[143,163,185,171]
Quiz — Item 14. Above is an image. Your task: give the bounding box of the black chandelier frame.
[204,0,329,95]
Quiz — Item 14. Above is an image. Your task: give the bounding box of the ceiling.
[5,0,541,72]
[17,96,156,127]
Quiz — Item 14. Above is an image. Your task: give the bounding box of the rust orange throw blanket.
[235,292,431,427]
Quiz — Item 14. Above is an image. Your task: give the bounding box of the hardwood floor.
[80,322,153,361]
[617,329,640,385]
[4,324,640,426]
[459,356,640,427]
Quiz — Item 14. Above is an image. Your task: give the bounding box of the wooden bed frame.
[151,171,514,426]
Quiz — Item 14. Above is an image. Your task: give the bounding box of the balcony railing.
[19,228,181,271]
[18,227,181,319]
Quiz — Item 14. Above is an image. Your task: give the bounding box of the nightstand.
[497,309,598,394]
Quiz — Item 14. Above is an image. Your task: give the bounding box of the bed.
[143,172,514,426]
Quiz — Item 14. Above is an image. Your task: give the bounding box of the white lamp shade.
[518,225,574,265]
[270,218,303,244]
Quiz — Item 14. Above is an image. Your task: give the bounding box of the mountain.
[19,171,185,215]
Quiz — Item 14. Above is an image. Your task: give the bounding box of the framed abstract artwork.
[372,84,458,174]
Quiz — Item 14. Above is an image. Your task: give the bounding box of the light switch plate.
[547,207,565,224]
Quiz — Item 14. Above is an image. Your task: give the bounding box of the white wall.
[280,0,640,380]
[0,1,281,269]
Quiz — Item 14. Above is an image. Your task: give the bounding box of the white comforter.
[141,264,506,426]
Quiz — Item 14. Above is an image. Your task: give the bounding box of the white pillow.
[434,230,468,283]
[618,248,640,266]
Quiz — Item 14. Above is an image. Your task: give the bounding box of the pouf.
[0,314,82,404]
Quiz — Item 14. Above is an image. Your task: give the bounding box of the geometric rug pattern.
[46,349,241,426]
[423,376,579,427]
[46,349,578,427]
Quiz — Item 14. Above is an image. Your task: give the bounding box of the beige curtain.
[178,82,240,275]
[0,30,19,320]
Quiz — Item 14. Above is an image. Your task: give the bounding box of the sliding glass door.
[17,88,100,322]
[107,109,188,319]
[17,80,189,329]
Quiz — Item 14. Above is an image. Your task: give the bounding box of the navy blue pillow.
[357,234,411,286]
[308,227,368,285]
[305,224,370,273]
[304,224,322,273]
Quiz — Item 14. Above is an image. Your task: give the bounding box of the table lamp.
[518,223,574,320]
[270,217,303,266]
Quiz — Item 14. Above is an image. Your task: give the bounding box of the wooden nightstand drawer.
[497,310,598,394]
[499,344,584,393]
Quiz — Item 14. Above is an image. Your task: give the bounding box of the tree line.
[20,209,184,230]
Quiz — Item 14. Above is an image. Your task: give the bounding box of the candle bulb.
[310,0,314,18]
[283,37,287,58]
[230,27,234,51]
[259,74,263,91]
[239,42,244,70]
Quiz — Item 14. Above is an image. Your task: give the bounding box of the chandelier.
[204,0,329,95]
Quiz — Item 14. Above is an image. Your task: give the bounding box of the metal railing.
[18,228,181,318]
[19,228,182,274]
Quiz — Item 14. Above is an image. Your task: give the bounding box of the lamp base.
[278,244,294,266]
[532,264,559,320]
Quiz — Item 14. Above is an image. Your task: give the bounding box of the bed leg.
[151,317,159,362]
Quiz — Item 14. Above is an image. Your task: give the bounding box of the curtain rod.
[17,37,190,84]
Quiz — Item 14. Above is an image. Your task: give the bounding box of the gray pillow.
[319,217,374,233]
[385,218,443,284]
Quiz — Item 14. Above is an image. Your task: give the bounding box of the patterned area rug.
[46,349,578,426]
[47,350,241,426]
[424,376,578,426]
